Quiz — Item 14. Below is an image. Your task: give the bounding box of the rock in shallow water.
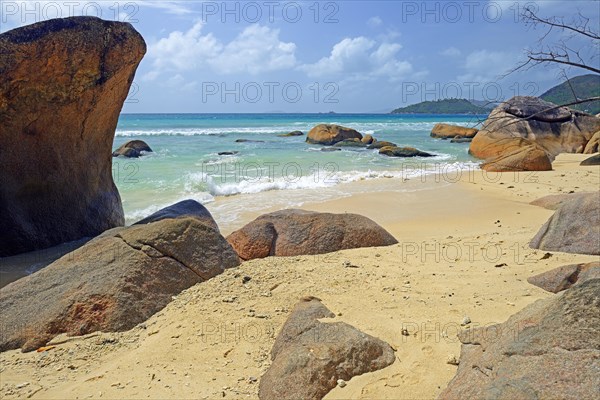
[430,123,478,139]
[306,124,362,145]
[0,17,146,257]
[379,146,434,157]
[113,140,153,158]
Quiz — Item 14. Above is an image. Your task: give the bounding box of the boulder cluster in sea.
[306,123,435,157]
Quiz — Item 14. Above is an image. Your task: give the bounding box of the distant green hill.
[390,98,489,114]
[540,74,600,114]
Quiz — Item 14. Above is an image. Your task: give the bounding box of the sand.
[1,153,598,399]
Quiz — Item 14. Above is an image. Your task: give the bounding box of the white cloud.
[441,47,461,57]
[210,25,297,75]
[458,49,516,81]
[138,1,194,15]
[146,23,297,77]
[299,37,412,81]
[367,16,383,27]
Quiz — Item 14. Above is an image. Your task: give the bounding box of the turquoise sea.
[113,113,486,227]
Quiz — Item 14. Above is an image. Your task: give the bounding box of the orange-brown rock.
[470,96,600,160]
[583,131,599,154]
[306,124,362,145]
[361,134,375,144]
[481,145,552,172]
[226,209,397,261]
[430,123,478,139]
[0,17,146,257]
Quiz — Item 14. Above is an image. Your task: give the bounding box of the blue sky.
[1,0,599,112]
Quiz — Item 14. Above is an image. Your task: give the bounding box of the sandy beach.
[1,153,597,399]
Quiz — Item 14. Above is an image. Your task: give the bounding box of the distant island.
[540,74,600,115]
[390,98,491,114]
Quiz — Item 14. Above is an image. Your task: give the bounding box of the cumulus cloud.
[367,16,383,27]
[441,47,461,57]
[145,22,297,78]
[299,36,412,81]
[458,49,516,82]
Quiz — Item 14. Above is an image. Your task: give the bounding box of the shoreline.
[1,154,597,399]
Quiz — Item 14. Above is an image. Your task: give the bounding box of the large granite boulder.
[439,279,600,399]
[530,192,594,210]
[259,297,396,400]
[306,124,362,145]
[226,209,397,261]
[430,123,478,139]
[530,192,599,255]
[0,17,146,257]
[0,213,240,352]
[481,144,552,172]
[134,199,218,231]
[112,140,153,158]
[470,96,600,159]
[528,262,600,293]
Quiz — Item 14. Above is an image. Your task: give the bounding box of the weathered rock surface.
[278,131,304,137]
[367,141,397,149]
[450,137,473,143]
[0,214,239,352]
[133,200,218,231]
[470,96,600,159]
[528,262,600,293]
[306,124,362,145]
[530,192,594,210]
[333,139,367,148]
[0,17,146,257]
[379,146,434,157]
[530,192,599,255]
[481,145,552,172]
[361,134,375,144]
[439,279,600,400]
[259,297,396,400]
[226,209,397,261]
[112,140,153,158]
[583,131,599,154]
[581,154,600,166]
[431,123,478,139]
